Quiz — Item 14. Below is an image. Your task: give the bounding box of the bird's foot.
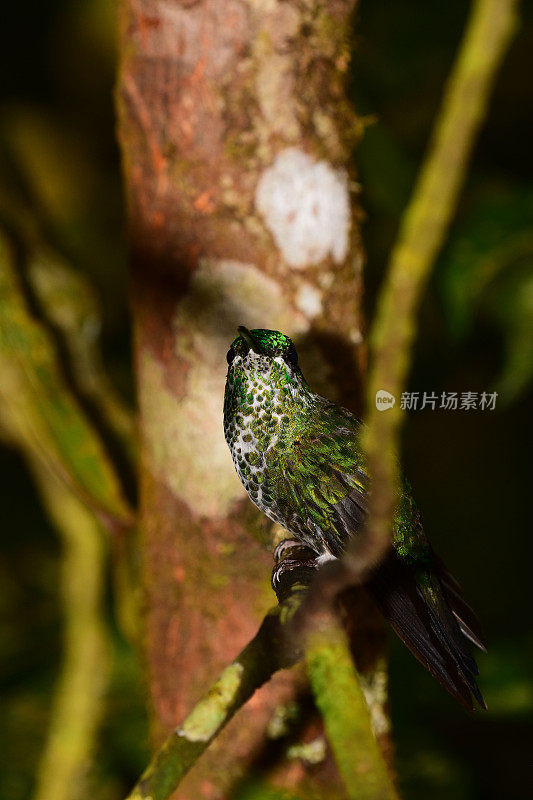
[273,539,303,562]
[272,539,320,603]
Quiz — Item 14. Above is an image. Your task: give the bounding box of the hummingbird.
[224,326,486,709]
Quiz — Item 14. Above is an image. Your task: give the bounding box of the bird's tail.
[366,549,486,710]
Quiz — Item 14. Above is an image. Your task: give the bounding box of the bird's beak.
[237,326,263,354]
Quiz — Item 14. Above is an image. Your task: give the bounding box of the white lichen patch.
[178,662,244,742]
[287,736,327,764]
[255,148,351,268]
[360,667,391,738]
[266,701,300,739]
[295,282,323,318]
[349,327,363,344]
[140,259,308,518]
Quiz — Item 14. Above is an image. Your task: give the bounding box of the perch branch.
[123,607,300,800]
[124,575,397,800]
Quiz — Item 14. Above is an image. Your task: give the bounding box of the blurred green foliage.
[439,186,533,402]
[0,1,531,800]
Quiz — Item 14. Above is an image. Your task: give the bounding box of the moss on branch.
[124,608,298,800]
[30,463,109,800]
[0,230,136,800]
[305,611,397,800]
[0,230,134,532]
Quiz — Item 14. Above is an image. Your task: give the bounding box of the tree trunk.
[116,1,385,797]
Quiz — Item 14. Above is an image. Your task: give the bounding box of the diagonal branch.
[305,609,398,800]
[277,1,518,792]
[30,462,110,800]
[290,0,518,616]
[124,572,397,800]
[0,230,134,532]
[123,606,300,800]
[361,0,518,565]
[281,1,518,627]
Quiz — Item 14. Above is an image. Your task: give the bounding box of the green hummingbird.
[224,327,486,709]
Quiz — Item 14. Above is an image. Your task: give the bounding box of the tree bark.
[116,2,380,797]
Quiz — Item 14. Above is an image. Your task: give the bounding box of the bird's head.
[224,327,309,414]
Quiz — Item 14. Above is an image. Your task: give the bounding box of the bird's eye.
[226,346,236,365]
[285,344,298,367]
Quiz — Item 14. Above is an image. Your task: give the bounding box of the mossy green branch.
[28,251,137,469]
[0,230,134,531]
[124,607,299,800]
[0,230,134,800]
[0,172,137,471]
[361,0,518,560]
[305,611,397,800]
[30,462,109,800]
[124,588,393,800]
[291,3,516,795]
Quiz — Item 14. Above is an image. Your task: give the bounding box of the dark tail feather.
[433,555,487,652]
[366,550,486,710]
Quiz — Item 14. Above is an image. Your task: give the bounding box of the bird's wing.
[274,410,486,709]
[273,415,369,557]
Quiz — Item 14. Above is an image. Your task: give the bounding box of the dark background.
[1,1,531,798]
